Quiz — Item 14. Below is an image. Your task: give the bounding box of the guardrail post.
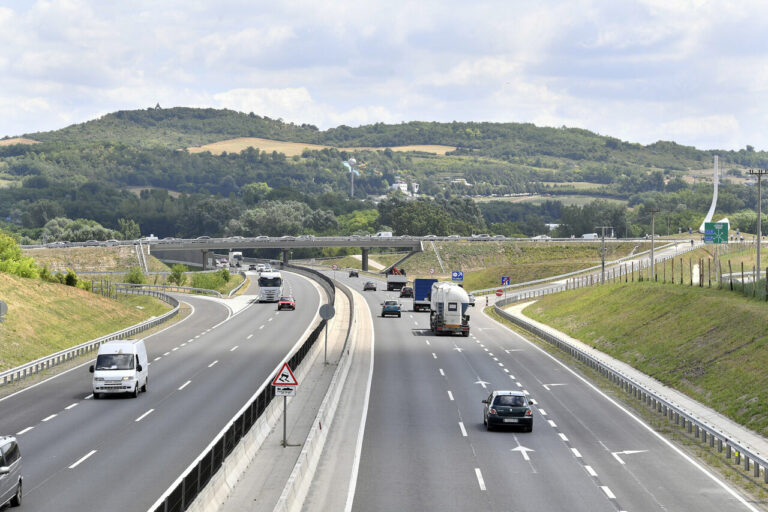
[718,438,723,452]
[735,450,741,465]
[745,456,750,471]
[726,444,731,458]
[694,424,699,438]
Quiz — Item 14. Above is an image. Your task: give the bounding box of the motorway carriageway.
[0,270,322,512]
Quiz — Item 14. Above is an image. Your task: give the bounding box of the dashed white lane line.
[516,382,523,387]
[459,422,467,437]
[85,394,93,400]
[178,380,191,390]
[559,433,569,442]
[230,346,239,352]
[194,335,200,339]
[187,339,194,343]
[493,357,498,361]
[208,360,218,368]
[247,334,253,340]
[16,427,33,435]
[489,353,494,356]
[432,353,437,359]
[475,468,486,491]
[65,403,78,410]
[181,343,187,347]
[69,449,97,469]
[548,420,557,428]
[268,317,273,322]
[163,352,170,356]
[601,486,616,499]
[503,368,509,373]
[508,375,515,379]
[425,340,430,345]
[154,357,161,361]
[585,465,598,477]
[414,321,418,325]
[135,409,154,422]
[571,448,582,458]
[172,347,179,352]
[498,363,504,367]
[439,368,445,376]
[259,325,264,330]
[539,409,547,416]
[447,391,454,401]
[42,414,57,422]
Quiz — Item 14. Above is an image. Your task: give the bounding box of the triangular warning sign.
[272,362,298,386]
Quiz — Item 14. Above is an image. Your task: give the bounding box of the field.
[24,246,169,273]
[0,138,39,146]
[187,137,456,156]
[523,281,768,435]
[0,272,171,370]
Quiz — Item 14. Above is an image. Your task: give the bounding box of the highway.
[332,271,756,512]
[0,270,322,512]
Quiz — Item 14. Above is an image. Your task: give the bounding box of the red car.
[278,296,296,310]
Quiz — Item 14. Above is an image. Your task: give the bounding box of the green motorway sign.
[704,222,728,244]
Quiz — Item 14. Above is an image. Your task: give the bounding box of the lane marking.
[439,368,445,376]
[231,345,239,352]
[503,368,509,373]
[42,414,57,422]
[259,325,265,330]
[459,422,467,437]
[432,353,437,359]
[172,347,179,352]
[559,433,569,442]
[163,352,170,356]
[602,486,616,499]
[268,317,273,322]
[179,380,191,390]
[548,420,557,428]
[16,427,33,435]
[187,339,194,343]
[65,403,78,410]
[154,357,161,361]
[84,394,93,400]
[135,409,155,422]
[209,360,218,367]
[194,335,200,339]
[498,363,504,367]
[447,391,454,401]
[475,468,486,491]
[181,343,187,347]
[585,465,598,477]
[516,382,523,387]
[69,449,97,469]
[247,334,253,340]
[493,357,498,361]
[489,353,495,357]
[572,448,582,458]
[425,340,430,346]
[539,409,547,416]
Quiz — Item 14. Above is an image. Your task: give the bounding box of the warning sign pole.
[271,362,299,447]
[283,396,287,447]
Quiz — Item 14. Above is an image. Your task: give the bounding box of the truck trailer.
[385,267,408,291]
[413,278,438,312]
[429,282,470,336]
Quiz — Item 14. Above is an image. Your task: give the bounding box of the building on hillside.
[389,181,409,195]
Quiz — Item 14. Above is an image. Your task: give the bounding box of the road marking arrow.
[611,450,648,464]
[475,380,490,389]
[453,346,464,352]
[542,383,567,391]
[511,444,535,461]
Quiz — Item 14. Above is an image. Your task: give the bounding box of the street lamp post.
[649,209,660,280]
[748,169,767,284]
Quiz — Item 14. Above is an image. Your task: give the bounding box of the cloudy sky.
[1,0,767,150]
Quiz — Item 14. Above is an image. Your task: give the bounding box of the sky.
[1,0,767,150]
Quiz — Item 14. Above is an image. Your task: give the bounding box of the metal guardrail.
[0,289,180,387]
[149,264,343,512]
[116,283,223,298]
[493,298,768,483]
[227,271,248,297]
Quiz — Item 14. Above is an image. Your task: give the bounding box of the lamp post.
[343,158,358,198]
[748,169,767,284]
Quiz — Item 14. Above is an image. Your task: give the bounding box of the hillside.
[187,137,456,156]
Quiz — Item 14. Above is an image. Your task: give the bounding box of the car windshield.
[385,300,398,306]
[259,277,282,287]
[95,353,134,370]
[280,297,293,301]
[494,395,525,407]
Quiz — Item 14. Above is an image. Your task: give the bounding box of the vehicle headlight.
[122,376,134,381]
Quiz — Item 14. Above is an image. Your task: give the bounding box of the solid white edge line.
[483,307,762,512]
[179,380,191,390]
[447,390,454,401]
[65,403,78,410]
[69,449,97,469]
[344,291,376,512]
[41,414,57,422]
[135,409,155,422]
[475,468,487,491]
[459,422,467,437]
[16,427,33,435]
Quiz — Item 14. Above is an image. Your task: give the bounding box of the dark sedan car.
[482,390,533,432]
[277,296,296,311]
[399,286,414,298]
[349,270,359,278]
[363,281,377,291]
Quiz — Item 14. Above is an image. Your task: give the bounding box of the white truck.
[228,251,243,267]
[258,270,283,302]
[429,282,470,336]
[385,267,408,291]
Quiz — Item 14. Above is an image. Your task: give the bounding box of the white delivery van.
[90,339,148,398]
[375,231,393,238]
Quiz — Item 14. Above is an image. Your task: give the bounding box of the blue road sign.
[501,276,510,285]
[451,271,464,281]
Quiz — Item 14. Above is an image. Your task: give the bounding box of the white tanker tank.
[429,282,470,336]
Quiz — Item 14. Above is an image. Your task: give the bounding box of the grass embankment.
[310,241,653,291]
[0,273,171,370]
[25,246,169,273]
[523,282,768,435]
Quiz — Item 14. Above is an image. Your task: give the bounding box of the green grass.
[0,272,172,370]
[523,281,768,435]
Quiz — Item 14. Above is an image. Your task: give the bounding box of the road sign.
[319,304,335,320]
[501,276,510,285]
[704,222,728,244]
[429,268,435,275]
[272,362,298,386]
[451,270,464,281]
[495,289,503,297]
[274,386,296,396]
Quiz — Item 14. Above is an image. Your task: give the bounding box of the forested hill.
[18,106,768,169]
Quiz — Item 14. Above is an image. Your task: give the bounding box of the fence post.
[631,261,634,282]
[741,262,745,293]
[671,258,674,284]
[765,266,768,301]
[680,258,684,285]
[689,258,693,286]
[708,258,711,288]
[729,260,733,290]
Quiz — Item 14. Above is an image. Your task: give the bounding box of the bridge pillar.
[282,250,289,265]
[201,250,208,270]
[361,248,369,272]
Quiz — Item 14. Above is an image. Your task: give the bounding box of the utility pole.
[596,226,612,283]
[748,169,767,284]
[649,209,660,280]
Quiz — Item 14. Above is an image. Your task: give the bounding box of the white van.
[90,339,148,398]
[374,231,393,238]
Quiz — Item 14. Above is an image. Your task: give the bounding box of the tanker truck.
[429,282,470,336]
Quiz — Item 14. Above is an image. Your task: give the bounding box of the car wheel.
[133,383,140,398]
[92,392,99,400]
[10,480,21,507]
[397,313,401,318]
[462,331,469,337]
[141,377,148,393]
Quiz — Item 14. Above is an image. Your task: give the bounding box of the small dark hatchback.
[482,390,533,432]
[399,286,414,298]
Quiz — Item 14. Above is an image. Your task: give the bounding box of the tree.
[168,264,188,286]
[125,266,145,284]
[240,182,272,205]
[118,218,141,240]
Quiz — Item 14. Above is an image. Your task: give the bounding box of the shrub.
[168,264,188,286]
[217,268,231,282]
[65,269,78,287]
[125,266,145,284]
